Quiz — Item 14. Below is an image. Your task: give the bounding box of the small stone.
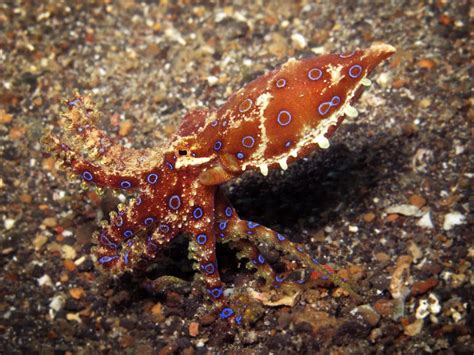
[61,245,77,260]
[407,241,422,262]
[0,109,13,124]
[199,312,217,326]
[353,304,380,327]
[19,193,32,203]
[417,212,434,229]
[119,120,133,137]
[49,295,65,319]
[385,214,399,222]
[403,318,423,336]
[363,212,376,223]
[374,299,395,318]
[42,217,57,228]
[374,252,390,263]
[385,204,423,217]
[417,58,436,70]
[63,259,76,272]
[189,322,199,337]
[291,33,307,49]
[4,219,15,230]
[409,195,426,208]
[33,233,48,250]
[38,274,53,288]
[412,278,438,296]
[443,211,466,230]
[69,287,85,300]
[207,76,218,86]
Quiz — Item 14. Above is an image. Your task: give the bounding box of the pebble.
[49,295,65,319]
[33,233,48,250]
[389,255,412,299]
[417,58,436,70]
[69,287,85,300]
[118,120,133,137]
[352,305,380,327]
[409,194,426,208]
[4,219,16,230]
[412,278,438,296]
[42,217,57,228]
[363,212,376,223]
[374,299,395,318]
[189,322,199,337]
[442,211,466,230]
[61,245,77,260]
[416,211,434,229]
[403,318,423,336]
[291,32,307,49]
[0,109,13,124]
[37,274,53,288]
[385,204,423,217]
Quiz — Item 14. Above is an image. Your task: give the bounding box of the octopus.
[45,43,395,324]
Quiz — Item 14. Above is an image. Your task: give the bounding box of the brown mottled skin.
[45,43,395,324]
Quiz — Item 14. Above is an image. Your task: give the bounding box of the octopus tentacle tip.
[47,42,394,324]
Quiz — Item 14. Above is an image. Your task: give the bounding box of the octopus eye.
[178,150,188,156]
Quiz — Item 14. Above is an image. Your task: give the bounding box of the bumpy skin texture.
[45,43,395,324]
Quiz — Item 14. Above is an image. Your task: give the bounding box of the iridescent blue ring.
[123,230,133,238]
[275,275,285,283]
[120,180,132,189]
[213,140,223,151]
[99,255,118,264]
[348,64,363,78]
[219,221,228,231]
[123,251,129,265]
[276,78,287,88]
[284,141,292,148]
[143,217,155,226]
[114,215,124,227]
[238,98,253,113]
[219,307,234,319]
[307,67,323,81]
[168,195,181,210]
[241,135,255,148]
[208,287,223,298]
[193,207,203,219]
[236,152,245,160]
[247,221,259,229]
[196,233,207,245]
[201,263,215,275]
[146,173,158,184]
[257,255,265,264]
[277,233,286,241]
[159,224,170,233]
[277,110,292,126]
[224,207,233,218]
[100,234,117,249]
[81,171,93,181]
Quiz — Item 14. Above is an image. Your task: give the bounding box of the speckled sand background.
[0,1,472,353]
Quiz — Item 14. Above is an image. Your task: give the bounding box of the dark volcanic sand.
[0,1,472,353]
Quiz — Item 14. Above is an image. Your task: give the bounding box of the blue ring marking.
[127,240,134,247]
[219,233,225,238]
[277,233,286,241]
[296,279,305,284]
[196,233,207,245]
[218,220,228,231]
[257,255,265,264]
[168,195,181,210]
[275,275,285,283]
[136,196,142,205]
[81,171,94,181]
[318,95,341,116]
[120,180,132,189]
[213,140,223,151]
[68,98,81,107]
[276,78,286,88]
[241,135,255,148]
[193,207,203,219]
[99,234,117,249]
[284,140,292,148]
[339,50,355,58]
[247,221,259,229]
[114,215,124,227]
[201,263,215,275]
[318,101,332,116]
[143,217,155,226]
[348,64,362,78]
[307,67,323,81]
[219,307,235,319]
[311,257,320,264]
[277,110,292,126]
[146,173,158,184]
[165,161,174,170]
[123,230,133,239]
[159,224,170,233]
[296,245,304,252]
[331,95,341,106]
[224,207,233,218]
[235,315,242,325]
[98,255,119,264]
[320,275,329,280]
[211,120,218,127]
[208,287,223,298]
[238,98,253,113]
[123,251,129,265]
[236,152,245,160]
